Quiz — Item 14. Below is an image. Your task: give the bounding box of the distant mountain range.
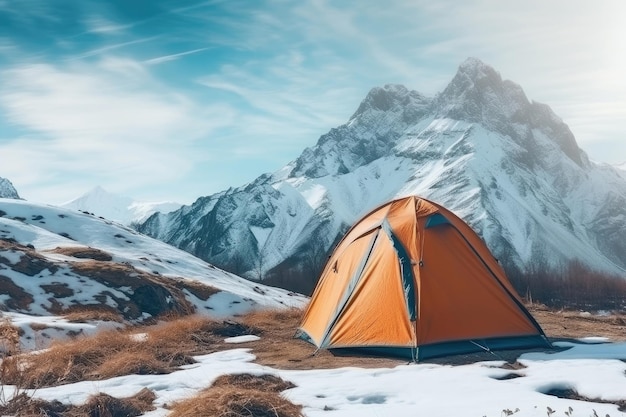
[60,186,182,225]
[137,58,626,294]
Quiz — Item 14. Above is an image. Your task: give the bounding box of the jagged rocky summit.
[139,58,626,294]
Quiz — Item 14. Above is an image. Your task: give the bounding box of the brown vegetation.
[3,304,626,416]
[0,315,242,388]
[168,374,302,417]
[0,316,20,355]
[508,260,626,311]
[48,246,113,261]
[0,387,156,417]
[61,305,125,323]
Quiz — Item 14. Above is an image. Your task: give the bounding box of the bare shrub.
[509,260,626,310]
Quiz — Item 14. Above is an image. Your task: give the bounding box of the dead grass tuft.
[240,307,303,329]
[173,279,221,300]
[0,316,20,355]
[61,305,125,323]
[0,392,66,417]
[169,374,302,417]
[74,388,156,417]
[48,246,113,261]
[92,350,170,378]
[212,373,296,392]
[0,388,155,417]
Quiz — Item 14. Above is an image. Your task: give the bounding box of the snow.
[5,337,626,417]
[61,185,182,225]
[250,225,272,248]
[224,335,261,343]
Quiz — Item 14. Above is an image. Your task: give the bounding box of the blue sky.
[0,0,624,205]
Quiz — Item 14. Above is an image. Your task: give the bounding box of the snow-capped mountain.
[0,198,305,331]
[139,58,626,293]
[0,177,20,199]
[61,186,182,225]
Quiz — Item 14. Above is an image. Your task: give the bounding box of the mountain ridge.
[139,58,626,293]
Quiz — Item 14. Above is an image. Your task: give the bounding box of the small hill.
[0,198,305,348]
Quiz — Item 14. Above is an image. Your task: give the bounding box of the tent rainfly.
[297,196,550,361]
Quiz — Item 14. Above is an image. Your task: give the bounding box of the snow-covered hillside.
[0,198,305,347]
[61,186,182,225]
[139,58,626,292]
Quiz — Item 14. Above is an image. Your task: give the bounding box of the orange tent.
[298,196,550,360]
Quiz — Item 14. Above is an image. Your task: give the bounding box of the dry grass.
[0,315,237,388]
[0,316,20,355]
[173,279,221,301]
[61,305,125,323]
[169,374,302,417]
[48,246,113,262]
[4,304,626,416]
[0,387,156,417]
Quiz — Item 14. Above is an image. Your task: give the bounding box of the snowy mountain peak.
[436,57,530,122]
[0,177,20,199]
[61,186,182,225]
[434,58,583,167]
[350,84,430,120]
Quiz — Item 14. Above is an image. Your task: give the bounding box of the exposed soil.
[528,304,626,342]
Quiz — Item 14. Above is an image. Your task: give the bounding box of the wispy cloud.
[66,37,159,61]
[83,16,132,35]
[0,55,235,203]
[144,47,210,65]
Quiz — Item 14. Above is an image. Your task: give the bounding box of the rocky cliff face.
[139,58,626,293]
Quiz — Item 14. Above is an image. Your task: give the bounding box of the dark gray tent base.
[328,335,552,361]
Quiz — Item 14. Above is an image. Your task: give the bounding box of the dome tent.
[297,196,550,361]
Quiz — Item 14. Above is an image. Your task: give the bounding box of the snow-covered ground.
[4,333,625,417]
